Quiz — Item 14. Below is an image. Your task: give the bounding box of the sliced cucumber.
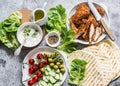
[43,76,48,83]
[40,80,48,86]
[46,65,51,71]
[38,80,42,86]
[59,73,63,81]
[55,74,59,80]
[45,70,49,75]
[48,83,52,86]
[49,71,56,77]
[39,65,63,86]
[56,69,60,73]
[46,76,50,81]
[54,81,61,86]
[50,76,57,84]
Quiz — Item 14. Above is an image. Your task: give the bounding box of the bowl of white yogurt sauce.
[17,22,43,47]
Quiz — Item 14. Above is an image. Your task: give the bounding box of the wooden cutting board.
[19,9,32,24]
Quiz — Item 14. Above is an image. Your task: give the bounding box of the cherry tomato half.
[37,53,44,59]
[32,75,38,83]
[39,63,44,68]
[28,58,35,65]
[32,65,39,71]
[43,59,48,65]
[29,67,34,74]
[37,71,43,78]
[28,80,34,86]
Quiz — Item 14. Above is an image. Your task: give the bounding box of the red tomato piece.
[28,80,34,86]
[32,65,39,71]
[39,63,44,68]
[37,71,43,78]
[37,53,44,59]
[28,67,34,74]
[29,59,35,65]
[43,59,48,65]
[32,75,38,83]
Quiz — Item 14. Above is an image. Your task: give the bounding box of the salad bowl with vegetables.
[22,46,68,86]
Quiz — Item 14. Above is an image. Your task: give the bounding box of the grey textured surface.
[0,0,120,86]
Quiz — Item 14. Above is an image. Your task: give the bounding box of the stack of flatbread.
[68,40,120,86]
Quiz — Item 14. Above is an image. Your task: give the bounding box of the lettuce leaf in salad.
[69,59,87,85]
[46,5,78,54]
[0,11,22,50]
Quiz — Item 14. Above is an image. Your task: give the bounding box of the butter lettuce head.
[69,59,87,85]
[0,11,21,50]
[46,5,66,32]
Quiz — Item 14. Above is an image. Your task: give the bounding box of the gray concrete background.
[0,0,120,86]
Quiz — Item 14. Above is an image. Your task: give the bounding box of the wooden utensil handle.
[100,18,115,41]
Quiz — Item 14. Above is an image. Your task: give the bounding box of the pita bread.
[68,50,111,86]
[83,40,120,79]
[68,40,120,86]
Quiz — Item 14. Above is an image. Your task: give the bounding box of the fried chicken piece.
[75,23,86,38]
[71,3,90,24]
[69,18,86,39]
[81,20,91,41]
[88,14,99,28]
[69,18,78,34]
[89,24,95,42]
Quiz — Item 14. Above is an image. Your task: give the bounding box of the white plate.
[67,2,110,45]
[22,46,68,86]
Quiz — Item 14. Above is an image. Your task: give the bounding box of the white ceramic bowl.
[22,46,68,86]
[31,8,48,26]
[17,22,43,47]
[45,32,60,47]
[67,2,110,45]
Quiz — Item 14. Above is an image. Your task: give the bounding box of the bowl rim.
[17,22,43,47]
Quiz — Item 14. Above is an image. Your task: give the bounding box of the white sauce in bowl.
[17,22,43,47]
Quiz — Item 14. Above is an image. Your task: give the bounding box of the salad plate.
[22,46,68,86]
[67,2,110,45]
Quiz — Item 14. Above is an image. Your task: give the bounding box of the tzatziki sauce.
[19,25,41,47]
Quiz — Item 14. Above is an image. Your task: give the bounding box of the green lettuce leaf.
[69,59,87,85]
[0,11,22,50]
[46,5,78,53]
[46,5,66,32]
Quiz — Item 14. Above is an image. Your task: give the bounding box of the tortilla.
[68,40,120,86]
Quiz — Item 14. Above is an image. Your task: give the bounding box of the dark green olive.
[59,59,63,63]
[44,53,48,58]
